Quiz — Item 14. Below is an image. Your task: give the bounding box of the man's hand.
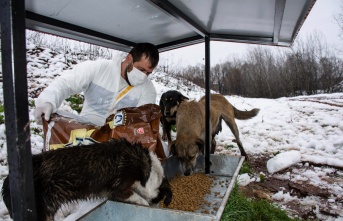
[34,102,53,125]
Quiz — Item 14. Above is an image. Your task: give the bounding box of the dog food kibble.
[161,173,213,212]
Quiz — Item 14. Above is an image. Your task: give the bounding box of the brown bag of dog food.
[42,104,166,161]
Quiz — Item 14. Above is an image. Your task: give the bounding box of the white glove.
[34,102,53,125]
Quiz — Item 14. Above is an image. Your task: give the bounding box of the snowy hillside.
[0,44,343,221]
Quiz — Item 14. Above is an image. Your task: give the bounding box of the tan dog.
[171,94,259,176]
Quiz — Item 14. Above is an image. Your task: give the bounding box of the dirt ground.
[239,154,343,220]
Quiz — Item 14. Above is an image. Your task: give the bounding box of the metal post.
[204,36,211,174]
[0,0,37,220]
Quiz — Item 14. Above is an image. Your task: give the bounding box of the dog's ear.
[196,139,205,154]
[175,91,188,101]
[159,95,164,107]
[180,94,189,101]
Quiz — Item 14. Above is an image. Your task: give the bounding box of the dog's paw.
[126,193,149,206]
[163,195,172,207]
[137,198,150,206]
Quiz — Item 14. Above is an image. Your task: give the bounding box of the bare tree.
[319,55,343,93]
[288,32,332,95]
[181,65,205,88]
[334,1,343,42]
[217,59,245,96]
[26,30,48,47]
[243,46,276,97]
[212,63,225,93]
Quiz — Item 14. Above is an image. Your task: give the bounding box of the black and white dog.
[2,138,172,221]
[159,90,189,147]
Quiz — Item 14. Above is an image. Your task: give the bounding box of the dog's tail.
[233,107,260,120]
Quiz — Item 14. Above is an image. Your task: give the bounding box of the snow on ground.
[0,45,342,220]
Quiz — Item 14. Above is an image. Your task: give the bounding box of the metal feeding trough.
[78,154,244,221]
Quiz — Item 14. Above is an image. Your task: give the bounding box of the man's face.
[133,55,154,76]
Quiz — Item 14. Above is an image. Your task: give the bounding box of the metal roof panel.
[24,0,316,52]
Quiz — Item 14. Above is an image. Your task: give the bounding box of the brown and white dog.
[2,138,172,221]
[171,94,259,176]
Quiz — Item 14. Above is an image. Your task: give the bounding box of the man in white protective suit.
[34,43,159,126]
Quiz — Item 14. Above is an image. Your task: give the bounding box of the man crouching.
[2,138,172,221]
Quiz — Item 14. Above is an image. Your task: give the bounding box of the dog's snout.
[165,110,171,116]
[184,169,191,176]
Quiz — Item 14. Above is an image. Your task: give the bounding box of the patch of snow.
[267,151,301,174]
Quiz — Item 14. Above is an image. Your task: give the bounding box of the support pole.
[204,36,211,174]
[0,0,37,220]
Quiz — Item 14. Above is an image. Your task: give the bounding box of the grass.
[224,144,236,149]
[239,161,252,174]
[65,94,84,113]
[221,161,301,221]
[221,183,298,221]
[28,98,36,108]
[0,103,4,124]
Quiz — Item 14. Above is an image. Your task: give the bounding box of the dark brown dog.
[2,138,172,221]
[171,94,259,176]
[159,90,189,147]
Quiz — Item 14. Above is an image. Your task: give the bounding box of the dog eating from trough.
[2,138,172,221]
[171,94,259,176]
[159,90,189,148]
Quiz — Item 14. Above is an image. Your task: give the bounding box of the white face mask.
[127,67,147,86]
